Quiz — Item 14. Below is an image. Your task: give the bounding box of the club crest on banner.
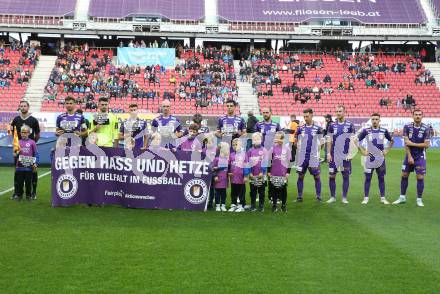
[56,174,78,200]
[184,179,208,204]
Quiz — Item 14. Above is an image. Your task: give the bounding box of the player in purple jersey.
[295,108,323,202]
[151,100,183,149]
[212,142,230,212]
[268,132,291,212]
[228,138,247,212]
[119,104,148,150]
[215,99,246,145]
[393,109,430,207]
[256,107,281,203]
[55,96,88,148]
[246,132,268,211]
[357,113,394,204]
[14,125,39,201]
[326,105,355,204]
[255,107,281,148]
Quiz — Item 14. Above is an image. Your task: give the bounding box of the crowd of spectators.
[415,69,436,85]
[174,50,238,107]
[0,42,39,89]
[343,53,433,112]
[39,43,440,114]
[244,47,436,112]
[247,49,330,104]
[44,45,112,104]
[119,39,169,49]
[44,44,239,111]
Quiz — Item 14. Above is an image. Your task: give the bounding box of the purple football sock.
[342,175,350,199]
[329,177,336,198]
[400,176,408,196]
[417,179,424,198]
[378,175,386,198]
[314,176,321,198]
[297,177,304,199]
[364,173,372,198]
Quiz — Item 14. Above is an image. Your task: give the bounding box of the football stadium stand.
[253,51,440,116]
[0,0,439,118]
[40,48,235,115]
[30,46,440,117]
[0,0,434,35]
[0,46,40,111]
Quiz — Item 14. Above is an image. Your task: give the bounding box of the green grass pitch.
[0,149,439,293]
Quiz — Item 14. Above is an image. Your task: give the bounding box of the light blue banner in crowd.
[117,48,176,67]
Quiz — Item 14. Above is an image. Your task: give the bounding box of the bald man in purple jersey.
[151,100,183,149]
[326,105,355,204]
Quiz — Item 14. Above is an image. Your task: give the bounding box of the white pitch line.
[0,171,51,196]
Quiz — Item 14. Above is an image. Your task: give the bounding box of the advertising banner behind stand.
[218,0,426,24]
[52,147,212,211]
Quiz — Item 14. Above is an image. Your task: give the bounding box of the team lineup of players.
[47,95,431,211]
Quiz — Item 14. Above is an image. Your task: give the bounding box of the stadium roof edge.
[89,12,205,21]
[218,16,427,26]
[0,26,439,41]
[0,12,75,17]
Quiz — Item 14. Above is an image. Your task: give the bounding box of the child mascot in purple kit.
[247,132,268,212]
[228,138,247,212]
[14,125,39,201]
[177,124,203,152]
[212,142,230,211]
[268,132,291,212]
